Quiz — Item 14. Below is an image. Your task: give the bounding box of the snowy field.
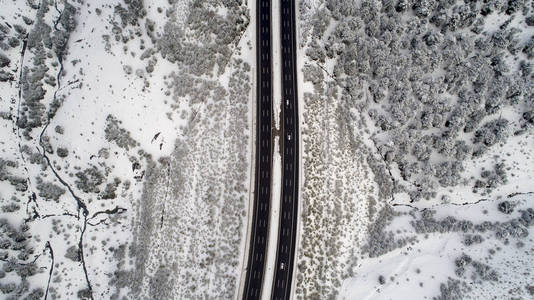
[295,0,534,299]
[0,0,253,299]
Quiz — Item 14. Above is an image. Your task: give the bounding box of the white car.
[287,134,291,141]
[286,99,289,106]
[280,262,285,270]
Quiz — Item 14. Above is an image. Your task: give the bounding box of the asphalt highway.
[242,0,273,298]
[271,0,299,299]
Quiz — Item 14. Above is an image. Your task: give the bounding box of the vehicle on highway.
[286,99,289,106]
[280,262,285,270]
[287,133,291,141]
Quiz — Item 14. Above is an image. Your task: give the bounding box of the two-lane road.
[271,0,299,299]
[242,0,273,298]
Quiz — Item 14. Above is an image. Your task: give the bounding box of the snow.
[340,194,534,299]
[237,0,258,296]
[262,136,282,300]
[1,0,533,299]
[395,131,534,210]
[53,4,179,161]
[0,1,141,296]
[292,2,306,298]
[271,0,282,130]
[340,238,458,300]
[0,0,254,298]
[294,0,534,298]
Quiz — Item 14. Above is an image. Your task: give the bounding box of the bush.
[64,245,80,262]
[75,166,104,193]
[0,52,10,67]
[105,115,138,151]
[498,201,514,214]
[473,119,509,147]
[56,147,69,158]
[36,180,65,202]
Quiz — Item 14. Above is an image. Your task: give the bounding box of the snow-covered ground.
[271,0,282,130]
[295,0,534,299]
[340,193,534,300]
[262,136,282,300]
[238,0,258,297]
[2,0,533,299]
[0,0,254,299]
